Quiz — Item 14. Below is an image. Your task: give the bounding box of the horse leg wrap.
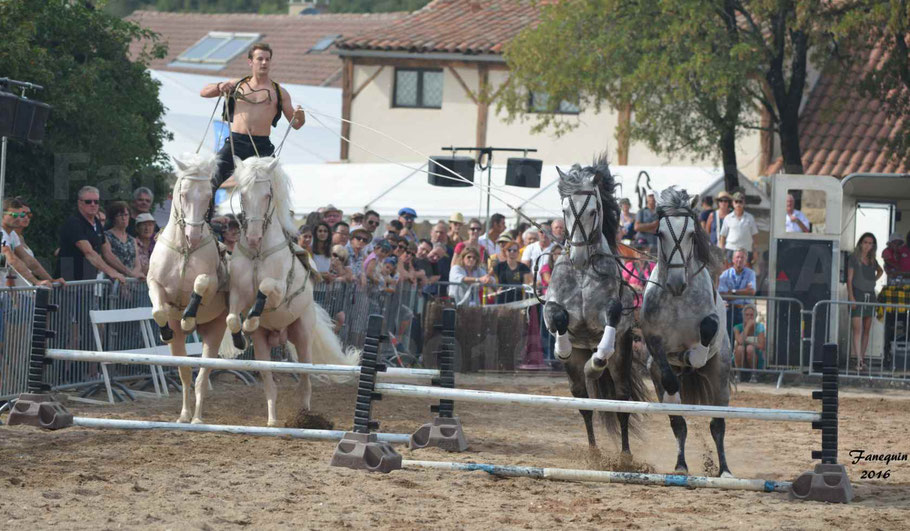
[593,326,616,364]
[686,314,719,369]
[606,298,623,327]
[183,292,202,320]
[662,391,681,404]
[554,333,572,361]
[249,291,267,318]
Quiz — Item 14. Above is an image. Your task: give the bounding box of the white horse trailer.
[769,172,910,372]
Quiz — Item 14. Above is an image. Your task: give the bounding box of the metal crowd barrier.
[810,299,910,381]
[0,286,38,400]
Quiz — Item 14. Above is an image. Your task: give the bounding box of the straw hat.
[448,212,465,224]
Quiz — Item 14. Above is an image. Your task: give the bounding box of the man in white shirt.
[521,222,552,279]
[784,193,810,233]
[478,213,506,257]
[718,191,759,264]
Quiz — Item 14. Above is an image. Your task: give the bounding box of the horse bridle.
[159,173,217,282]
[564,190,601,249]
[658,211,706,283]
[239,174,275,237]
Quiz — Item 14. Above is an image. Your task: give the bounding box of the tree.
[0,0,171,265]
[851,0,910,166]
[500,0,760,191]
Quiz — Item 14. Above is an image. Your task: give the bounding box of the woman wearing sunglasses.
[1,198,61,286]
[452,218,488,264]
[492,240,531,304]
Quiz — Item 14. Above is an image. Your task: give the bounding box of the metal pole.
[485,162,492,224]
[73,417,411,444]
[375,383,821,422]
[0,136,7,214]
[45,349,439,380]
[402,460,791,493]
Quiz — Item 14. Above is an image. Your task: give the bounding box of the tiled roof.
[337,0,549,56]
[765,44,908,177]
[127,10,405,87]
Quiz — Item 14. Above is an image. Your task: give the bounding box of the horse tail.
[310,303,361,366]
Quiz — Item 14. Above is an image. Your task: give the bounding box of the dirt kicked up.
[1,373,909,529]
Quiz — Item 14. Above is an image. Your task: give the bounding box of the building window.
[393,68,443,109]
[308,34,341,54]
[169,32,260,71]
[528,91,580,114]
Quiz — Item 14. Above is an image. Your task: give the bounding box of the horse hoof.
[584,357,607,378]
[231,332,247,351]
[159,326,174,344]
[191,418,204,425]
[242,317,259,333]
[176,413,191,424]
[674,467,688,476]
[181,317,196,332]
[720,470,734,479]
[267,419,279,428]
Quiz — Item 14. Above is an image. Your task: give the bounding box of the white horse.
[147,153,229,424]
[226,156,359,426]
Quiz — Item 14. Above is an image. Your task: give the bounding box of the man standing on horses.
[200,43,306,191]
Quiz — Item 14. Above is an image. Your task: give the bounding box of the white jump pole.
[46,349,438,380]
[72,417,411,444]
[375,383,821,423]
[403,460,792,493]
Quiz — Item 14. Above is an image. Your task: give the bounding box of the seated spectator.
[332,221,350,247]
[134,213,157,275]
[882,232,910,278]
[55,186,125,282]
[733,304,766,381]
[717,248,756,328]
[454,218,488,263]
[103,201,145,280]
[222,217,240,254]
[448,212,465,244]
[539,244,562,294]
[312,222,333,273]
[448,247,493,306]
[784,193,810,233]
[493,240,531,303]
[1,198,61,286]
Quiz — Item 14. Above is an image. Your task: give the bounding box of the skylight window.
[308,34,341,53]
[170,32,261,70]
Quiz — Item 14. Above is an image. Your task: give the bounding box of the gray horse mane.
[556,153,620,252]
[656,187,719,272]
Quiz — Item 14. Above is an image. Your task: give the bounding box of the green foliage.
[0,0,171,266]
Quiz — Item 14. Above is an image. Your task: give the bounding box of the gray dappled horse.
[640,187,733,477]
[543,157,647,452]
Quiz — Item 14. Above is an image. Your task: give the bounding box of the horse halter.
[564,190,601,248]
[239,174,275,235]
[658,212,705,282]
[173,174,213,231]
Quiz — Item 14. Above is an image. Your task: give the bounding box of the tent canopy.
[152,70,342,165]
[220,161,769,226]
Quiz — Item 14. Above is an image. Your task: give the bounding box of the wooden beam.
[485,74,511,104]
[340,57,354,161]
[353,65,384,100]
[448,66,477,104]
[476,64,489,149]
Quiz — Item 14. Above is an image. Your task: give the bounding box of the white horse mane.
[234,156,296,236]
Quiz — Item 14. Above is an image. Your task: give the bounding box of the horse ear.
[267,157,279,171]
[173,156,188,172]
[556,166,568,180]
[689,194,700,211]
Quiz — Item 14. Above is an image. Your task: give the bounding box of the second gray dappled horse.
[640,187,733,477]
[543,156,647,452]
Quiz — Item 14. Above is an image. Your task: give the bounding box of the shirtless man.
[200,42,306,190]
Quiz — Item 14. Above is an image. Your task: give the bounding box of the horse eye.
[589,211,596,217]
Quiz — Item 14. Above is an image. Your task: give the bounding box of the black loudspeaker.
[0,92,20,138]
[505,157,542,188]
[0,92,51,143]
[429,156,475,187]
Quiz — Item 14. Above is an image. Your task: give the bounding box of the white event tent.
[220,162,770,229]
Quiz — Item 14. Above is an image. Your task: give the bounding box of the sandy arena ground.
[1,372,909,529]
